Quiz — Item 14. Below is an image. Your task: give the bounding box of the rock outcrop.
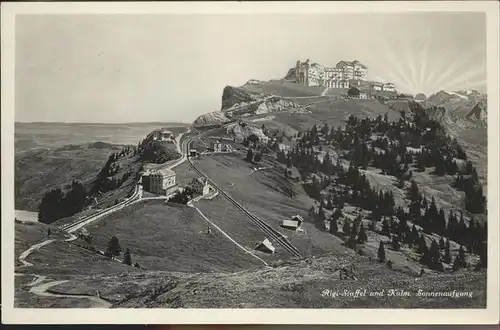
[221,86,258,111]
[255,97,299,115]
[192,111,230,128]
[226,122,269,144]
[465,101,487,125]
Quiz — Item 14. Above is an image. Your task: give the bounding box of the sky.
[15,12,486,123]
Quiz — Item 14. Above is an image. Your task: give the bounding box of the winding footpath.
[16,233,113,308]
[28,278,112,308]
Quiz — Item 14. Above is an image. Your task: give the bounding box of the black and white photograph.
[2,1,499,325]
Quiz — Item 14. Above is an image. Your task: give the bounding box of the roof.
[282,220,300,228]
[193,176,208,185]
[150,168,176,177]
[337,60,367,69]
[256,238,275,253]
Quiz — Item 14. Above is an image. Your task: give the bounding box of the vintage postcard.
[2,1,499,325]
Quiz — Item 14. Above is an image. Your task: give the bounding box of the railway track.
[60,183,141,232]
[186,139,302,258]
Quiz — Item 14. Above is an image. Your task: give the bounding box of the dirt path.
[18,239,56,267]
[29,279,112,308]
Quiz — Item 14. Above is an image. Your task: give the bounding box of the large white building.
[142,168,177,195]
[296,59,367,88]
[151,129,175,142]
[335,60,368,81]
[382,82,396,92]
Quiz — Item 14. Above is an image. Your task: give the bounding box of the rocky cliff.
[254,97,299,115]
[226,122,269,144]
[465,101,487,126]
[192,111,230,128]
[221,86,259,111]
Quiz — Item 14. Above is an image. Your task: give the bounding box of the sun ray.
[380,40,418,93]
[365,45,416,93]
[418,42,430,92]
[430,57,476,91]
[403,40,420,92]
[365,40,415,92]
[421,48,453,89]
[418,25,434,92]
[438,66,486,91]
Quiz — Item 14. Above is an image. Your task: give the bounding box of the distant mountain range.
[426,90,487,128]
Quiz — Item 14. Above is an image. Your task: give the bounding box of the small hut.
[255,238,275,254]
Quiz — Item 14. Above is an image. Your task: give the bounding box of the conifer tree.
[123,248,132,265]
[357,224,368,243]
[391,235,401,251]
[246,148,254,162]
[381,218,391,236]
[329,217,338,235]
[409,225,419,245]
[439,236,445,250]
[351,222,359,239]
[343,221,351,237]
[105,236,122,258]
[317,204,325,221]
[378,241,386,262]
[326,198,334,210]
[443,239,452,264]
[476,242,487,269]
[452,245,467,271]
[429,239,443,271]
[419,240,430,265]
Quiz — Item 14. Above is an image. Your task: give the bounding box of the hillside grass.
[15,221,68,265]
[241,80,325,97]
[193,196,282,262]
[49,253,486,308]
[192,154,355,258]
[84,200,265,272]
[21,239,138,277]
[15,146,113,211]
[268,98,399,133]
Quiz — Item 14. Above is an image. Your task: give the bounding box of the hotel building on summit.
[335,60,368,81]
[295,59,396,93]
[296,59,368,88]
[295,59,323,87]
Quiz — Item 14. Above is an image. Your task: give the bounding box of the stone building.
[190,177,211,196]
[142,168,176,195]
[212,140,222,152]
[347,87,368,99]
[295,59,322,87]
